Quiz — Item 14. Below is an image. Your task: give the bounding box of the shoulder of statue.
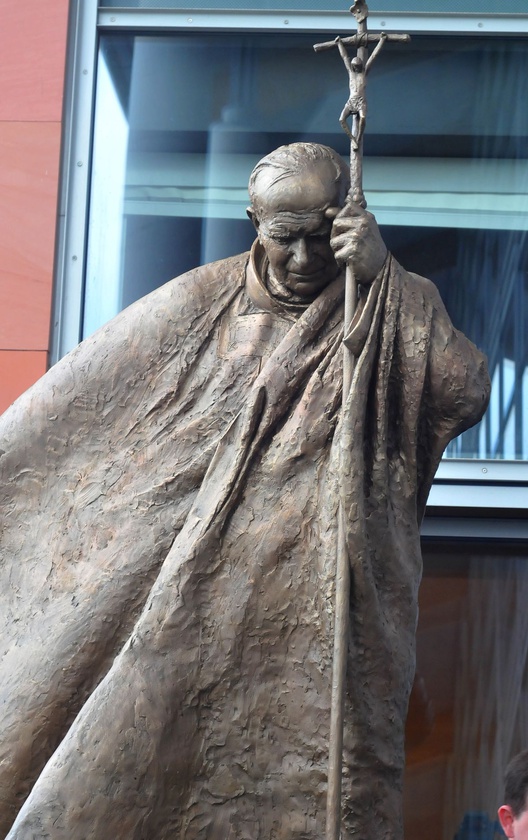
[390,263,445,316]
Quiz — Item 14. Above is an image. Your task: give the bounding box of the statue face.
[250,163,343,298]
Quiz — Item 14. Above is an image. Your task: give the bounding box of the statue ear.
[247,207,259,231]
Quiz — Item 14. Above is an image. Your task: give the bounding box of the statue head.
[247,143,350,298]
[351,56,364,72]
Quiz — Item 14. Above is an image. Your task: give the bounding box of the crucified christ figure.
[335,31,387,150]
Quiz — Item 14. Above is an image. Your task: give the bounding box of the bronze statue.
[0,141,489,839]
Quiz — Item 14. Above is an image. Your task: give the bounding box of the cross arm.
[313,32,410,52]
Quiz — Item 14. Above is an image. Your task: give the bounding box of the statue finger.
[324,206,341,221]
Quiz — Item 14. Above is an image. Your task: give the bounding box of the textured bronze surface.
[0,143,489,839]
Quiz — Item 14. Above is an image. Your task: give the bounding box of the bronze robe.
[0,246,489,839]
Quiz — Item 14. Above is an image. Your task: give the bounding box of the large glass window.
[85,30,528,461]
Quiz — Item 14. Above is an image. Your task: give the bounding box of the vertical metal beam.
[514,263,525,457]
[50,0,99,364]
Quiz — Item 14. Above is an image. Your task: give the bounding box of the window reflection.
[83,51,128,336]
[405,543,528,839]
[85,32,528,460]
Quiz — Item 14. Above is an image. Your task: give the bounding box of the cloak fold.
[0,251,489,839]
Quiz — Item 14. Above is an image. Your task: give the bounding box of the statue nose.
[291,238,309,264]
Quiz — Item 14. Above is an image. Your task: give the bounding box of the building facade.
[1,1,528,837]
[0,0,69,414]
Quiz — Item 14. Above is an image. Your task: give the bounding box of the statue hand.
[327,198,387,286]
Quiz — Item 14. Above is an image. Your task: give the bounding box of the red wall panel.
[0,350,48,414]
[0,0,69,122]
[0,0,69,410]
[0,122,62,351]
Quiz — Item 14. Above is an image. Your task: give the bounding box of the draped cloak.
[0,245,489,839]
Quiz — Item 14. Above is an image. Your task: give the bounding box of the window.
[53,4,528,484]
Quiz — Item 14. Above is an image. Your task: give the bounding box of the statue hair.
[248,142,350,209]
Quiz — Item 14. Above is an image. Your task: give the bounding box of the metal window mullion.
[514,268,525,458]
[51,0,99,364]
[97,8,528,36]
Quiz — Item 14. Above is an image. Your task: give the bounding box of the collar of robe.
[246,238,345,318]
[246,237,387,362]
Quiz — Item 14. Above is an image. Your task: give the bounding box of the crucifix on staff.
[315,0,410,208]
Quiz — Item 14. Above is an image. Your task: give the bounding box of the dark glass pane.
[406,542,528,839]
